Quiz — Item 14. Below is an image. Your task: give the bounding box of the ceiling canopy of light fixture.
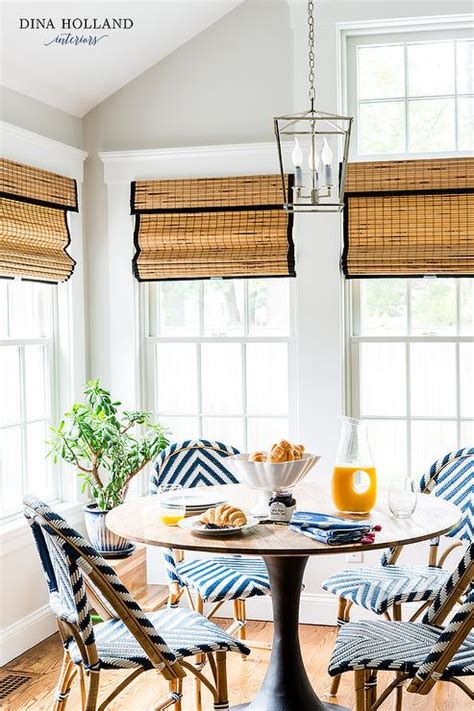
[274,0,353,212]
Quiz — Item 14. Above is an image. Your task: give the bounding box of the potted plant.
[49,379,169,557]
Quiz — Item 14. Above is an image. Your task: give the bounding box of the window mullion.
[6,282,11,337]
[196,343,203,439]
[19,345,28,497]
[244,279,249,336]
[407,280,412,334]
[454,41,459,150]
[243,281,249,450]
[455,341,462,448]
[405,282,412,477]
[403,42,409,152]
[405,341,412,477]
[242,341,248,452]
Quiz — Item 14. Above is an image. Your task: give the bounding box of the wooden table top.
[106,483,461,557]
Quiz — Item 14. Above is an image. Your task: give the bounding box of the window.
[142,279,293,451]
[0,280,59,520]
[346,29,473,155]
[348,279,473,482]
[346,24,474,482]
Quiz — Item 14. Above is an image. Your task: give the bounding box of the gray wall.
[82,0,293,383]
[0,86,82,148]
[83,0,292,151]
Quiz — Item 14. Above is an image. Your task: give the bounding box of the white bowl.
[228,453,321,493]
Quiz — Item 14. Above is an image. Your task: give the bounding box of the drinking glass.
[158,484,186,525]
[388,478,417,518]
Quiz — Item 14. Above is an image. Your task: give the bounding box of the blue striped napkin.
[290,511,375,545]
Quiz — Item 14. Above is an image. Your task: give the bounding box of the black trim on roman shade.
[130,174,295,281]
[0,158,78,282]
[342,157,474,278]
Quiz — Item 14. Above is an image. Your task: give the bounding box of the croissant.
[200,504,247,528]
[249,451,266,462]
[267,440,305,463]
[292,444,305,460]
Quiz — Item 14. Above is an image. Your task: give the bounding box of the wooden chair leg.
[355,669,366,711]
[364,670,377,710]
[392,605,403,710]
[392,604,402,622]
[85,670,100,711]
[170,678,183,711]
[168,581,181,607]
[194,593,204,711]
[53,653,76,710]
[329,597,349,697]
[79,666,87,710]
[214,651,229,711]
[394,673,404,711]
[233,599,247,659]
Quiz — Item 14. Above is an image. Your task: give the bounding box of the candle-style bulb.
[321,138,333,186]
[291,137,303,167]
[292,137,304,189]
[321,138,333,166]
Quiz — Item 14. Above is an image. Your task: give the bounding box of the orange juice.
[331,465,377,514]
[159,512,185,526]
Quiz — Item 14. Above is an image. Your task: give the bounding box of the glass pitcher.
[331,417,377,514]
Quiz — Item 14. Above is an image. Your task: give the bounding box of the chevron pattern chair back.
[422,542,474,626]
[409,542,474,693]
[419,447,474,543]
[380,447,474,566]
[151,440,240,588]
[151,439,240,492]
[23,495,181,677]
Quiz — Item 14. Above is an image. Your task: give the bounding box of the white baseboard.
[0,604,56,666]
[213,592,338,625]
[212,592,421,626]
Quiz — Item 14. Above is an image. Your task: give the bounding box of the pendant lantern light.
[274,0,353,212]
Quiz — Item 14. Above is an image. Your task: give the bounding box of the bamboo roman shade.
[131,174,295,280]
[342,157,474,278]
[0,158,78,282]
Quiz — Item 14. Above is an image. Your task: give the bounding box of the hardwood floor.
[1,621,471,710]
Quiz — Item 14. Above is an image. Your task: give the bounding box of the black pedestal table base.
[231,555,349,711]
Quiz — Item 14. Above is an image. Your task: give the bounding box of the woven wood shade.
[0,158,78,282]
[131,175,294,281]
[343,157,474,278]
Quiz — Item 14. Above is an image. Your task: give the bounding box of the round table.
[107,483,461,711]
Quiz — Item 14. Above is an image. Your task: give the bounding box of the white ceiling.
[0,0,244,116]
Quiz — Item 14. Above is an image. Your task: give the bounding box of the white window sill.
[0,502,85,556]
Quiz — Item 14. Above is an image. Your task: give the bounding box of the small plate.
[178,514,259,537]
[182,491,228,510]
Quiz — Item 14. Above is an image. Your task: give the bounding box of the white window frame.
[346,280,474,477]
[339,14,474,161]
[340,17,474,477]
[140,279,297,453]
[0,282,60,521]
[0,121,88,530]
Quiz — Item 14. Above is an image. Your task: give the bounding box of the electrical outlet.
[346,552,363,563]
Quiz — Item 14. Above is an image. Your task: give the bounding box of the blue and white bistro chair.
[151,439,271,710]
[328,542,474,710]
[323,447,474,696]
[24,495,249,711]
[151,440,271,630]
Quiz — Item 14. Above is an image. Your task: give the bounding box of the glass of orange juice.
[331,417,377,514]
[158,484,186,525]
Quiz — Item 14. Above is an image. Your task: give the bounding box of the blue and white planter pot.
[83,504,135,559]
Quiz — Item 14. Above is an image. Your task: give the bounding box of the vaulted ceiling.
[0,1,244,116]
